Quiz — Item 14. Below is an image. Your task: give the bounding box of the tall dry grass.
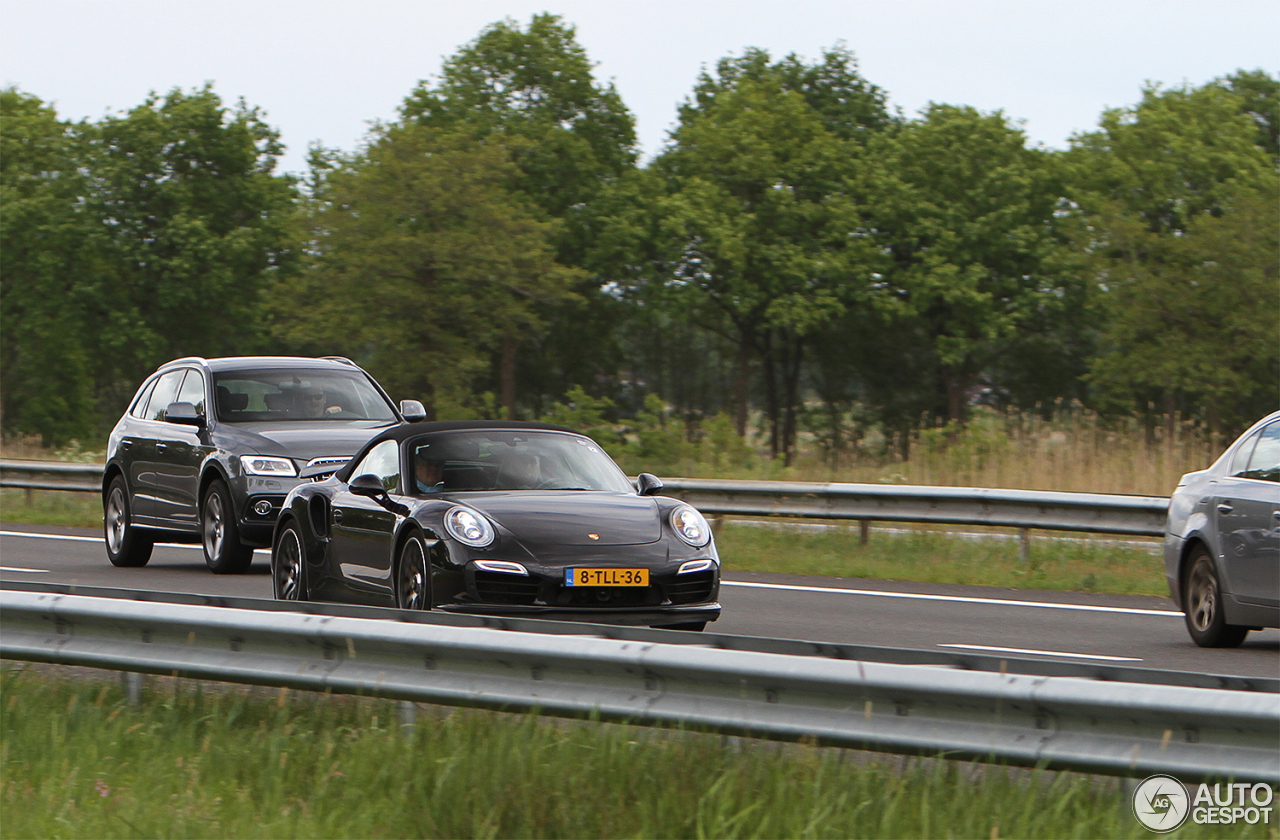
[787,408,1227,496]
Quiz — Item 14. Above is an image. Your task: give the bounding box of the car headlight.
[670,505,711,547]
[444,506,496,548]
[242,456,297,477]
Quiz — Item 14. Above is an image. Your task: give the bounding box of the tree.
[276,126,580,418]
[1,85,299,443]
[79,85,299,394]
[0,89,96,443]
[400,14,637,415]
[1065,74,1279,435]
[862,104,1071,424]
[648,57,885,462]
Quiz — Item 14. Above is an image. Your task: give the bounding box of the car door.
[1215,420,1280,607]
[151,369,210,527]
[128,369,186,524]
[328,439,403,602]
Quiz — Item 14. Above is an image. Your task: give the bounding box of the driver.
[299,388,329,418]
[416,455,445,494]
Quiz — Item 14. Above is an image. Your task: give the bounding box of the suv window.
[175,370,206,416]
[130,378,158,419]
[1243,422,1280,483]
[145,371,186,422]
[351,440,401,494]
[213,368,396,423]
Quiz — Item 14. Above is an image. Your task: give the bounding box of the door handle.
[155,443,168,453]
[1216,502,1233,514]
[120,438,135,448]
[332,509,344,523]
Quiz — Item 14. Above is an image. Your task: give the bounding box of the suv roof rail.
[164,356,207,367]
[321,356,358,367]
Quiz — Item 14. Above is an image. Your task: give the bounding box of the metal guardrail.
[0,459,1169,539]
[3,589,1276,783]
[10,581,1274,693]
[661,478,1170,538]
[0,460,101,493]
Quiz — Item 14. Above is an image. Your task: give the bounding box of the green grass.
[4,667,1260,840]
[0,490,101,529]
[717,523,1169,597]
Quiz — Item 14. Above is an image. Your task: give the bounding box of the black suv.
[103,356,425,573]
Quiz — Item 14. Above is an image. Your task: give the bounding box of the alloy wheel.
[276,528,303,600]
[1187,560,1216,632]
[105,487,127,555]
[203,492,225,560]
[399,538,427,610]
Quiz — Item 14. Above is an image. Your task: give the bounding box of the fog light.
[252,500,274,516]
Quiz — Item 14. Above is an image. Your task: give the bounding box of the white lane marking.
[3,530,102,544]
[0,530,267,553]
[0,566,48,573]
[721,580,1182,617]
[938,643,1142,662]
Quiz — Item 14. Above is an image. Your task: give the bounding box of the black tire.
[272,520,308,601]
[1183,547,1249,648]
[103,475,153,567]
[201,479,254,574]
[396,533,431,610]
[655,621,707,632]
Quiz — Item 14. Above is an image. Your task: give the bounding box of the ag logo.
[1132,775,1190,832]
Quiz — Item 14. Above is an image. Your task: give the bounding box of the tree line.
[3,14,1276,460]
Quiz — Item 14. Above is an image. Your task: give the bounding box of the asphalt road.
[3,522,1277,680]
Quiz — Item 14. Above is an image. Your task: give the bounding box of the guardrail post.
[1019,528,1031,562]
[121,671,142,707]
[398,700,417,728]
[859,520,870,546]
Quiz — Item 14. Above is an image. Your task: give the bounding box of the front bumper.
[435,601,721,626]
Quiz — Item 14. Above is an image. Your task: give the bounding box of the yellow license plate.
[565,568,649,587]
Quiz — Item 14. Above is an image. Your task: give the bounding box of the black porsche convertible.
[270,421,721,629]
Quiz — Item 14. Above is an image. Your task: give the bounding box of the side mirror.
[400,399,427,422]
[165,402,204,428]
[299,461,345,481]
[636,473,664,496]
[349,473,387,498]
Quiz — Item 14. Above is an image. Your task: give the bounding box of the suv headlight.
[242,456,297,477]
[670,505,711,547]
[444,506,496,548]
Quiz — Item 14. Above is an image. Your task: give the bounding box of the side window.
[146,371,186,422]
[175,370,206,416]
[351,440,401,494]
[1230,430,1263,477]
[1243,422,1280,483]
[130,378,159,419]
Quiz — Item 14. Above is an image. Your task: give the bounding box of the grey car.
[103,356,425,573]
[1164,410,1280,646]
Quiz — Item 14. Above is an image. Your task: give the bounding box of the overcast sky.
[3,1,1276,174]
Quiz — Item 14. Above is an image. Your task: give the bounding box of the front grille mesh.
[474,571,540,606]
[666,570,715,604]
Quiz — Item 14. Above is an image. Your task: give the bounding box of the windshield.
[410,430,633,494]
[212,369,397,423]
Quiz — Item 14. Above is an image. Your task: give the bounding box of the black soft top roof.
[337,420,579,481]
